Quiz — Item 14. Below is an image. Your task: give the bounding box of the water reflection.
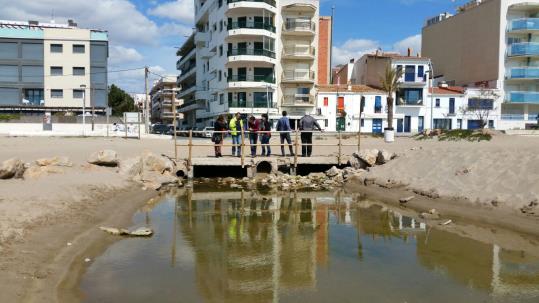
[80,190,539,303]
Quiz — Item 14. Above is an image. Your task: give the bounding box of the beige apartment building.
[422,0,539,129]
[150,76,182,124]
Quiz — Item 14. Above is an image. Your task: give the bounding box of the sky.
[0,0,469,93]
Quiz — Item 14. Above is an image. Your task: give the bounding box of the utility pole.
[91,88,95,131]
[144,66,150,134]
[330,5,335,84]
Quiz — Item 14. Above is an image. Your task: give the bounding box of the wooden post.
[188,130,193,171]
[338,131,342,165]
[294,130,299,170]
[138,112,141,140]
[172,98,178,161]
[240,128,245,168]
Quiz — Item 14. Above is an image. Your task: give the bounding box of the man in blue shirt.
[276,111,294,156]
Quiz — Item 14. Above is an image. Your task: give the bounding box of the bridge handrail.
[174,129,362,171]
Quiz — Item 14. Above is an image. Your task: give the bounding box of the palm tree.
[379,64,403,130]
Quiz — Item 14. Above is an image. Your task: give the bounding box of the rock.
[520,199,538,215]
[100,227,128,235]
[142,152,174,174]
[0,158,25,179]
[325,166,342,177]
[420,212,440,220]
[140,171,178,191]
[455,167,471,176]
[308,172,326,179]
[84,258,91,263]
[23,165,64,179]
[118,157,143,177]
[413,188,440,199]
[348,156,367,170]
[129,227,153,237]
[354,149,379,167]
[222,177,236,184]
[364,177,376,186]
[440,220,453,226]
[88,150,119,167]
[399,196,415,204]
[376,150,395,165]
[35,156,73,167]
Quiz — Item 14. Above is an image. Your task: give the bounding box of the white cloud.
[393,34,422,56]
[332,39,380,65]
[160,22,194,38]
[0,0,160,46]
[110,46,144,65]
[148,0,194,24]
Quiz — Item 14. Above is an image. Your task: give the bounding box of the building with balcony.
[422,0,539,130]
[150,76,181,124]
[177,0,320,128]
[0,19,108,115]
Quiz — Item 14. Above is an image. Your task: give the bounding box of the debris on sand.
[100,226,154,237]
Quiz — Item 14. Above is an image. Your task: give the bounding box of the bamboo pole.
[188,130,193,171]
[338,131,342,164]
[294,130,299,170]
[240,128,245,168]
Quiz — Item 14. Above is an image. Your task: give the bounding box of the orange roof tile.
[317,84,385,94]
[429,86,465,95]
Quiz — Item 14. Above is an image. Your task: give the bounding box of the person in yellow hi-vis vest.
[229,112,244,157]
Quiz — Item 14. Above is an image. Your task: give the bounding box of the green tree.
[379,64,403,130]
[108,84,136,116]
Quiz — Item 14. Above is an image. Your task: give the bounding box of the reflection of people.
[299,114,322,157]
[276,111,294,157]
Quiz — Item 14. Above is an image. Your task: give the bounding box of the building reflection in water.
[171,190,539,303]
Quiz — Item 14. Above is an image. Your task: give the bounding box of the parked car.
[151,124,170,135]
[201,127,214,138]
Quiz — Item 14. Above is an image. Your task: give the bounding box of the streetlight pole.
[429,61,434,130]
[80,84,86,137]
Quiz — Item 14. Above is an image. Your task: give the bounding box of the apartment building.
[0,20,108,114]
[350,51,432,132]
[422,0,539,130]
[177,0,320,128]
[150,76,181,124]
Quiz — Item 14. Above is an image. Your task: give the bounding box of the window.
[51,89,63,98]
[73,67,85,76]
[337,96,344,109]
[22,43,43,60]
[0,42,18,59]
[418,66,424,78]
[218,70,222,81]
[219,94,224,105]
[374,96,382,113]
[397,88,423,105]
[323,97,329,107]
[433,118,452,130]
[254,92,273,108]
[0,65,19,82]
[449,98,455,114]
[91,67,106,85]
[228,92,233,107]
[435,98,441,107]
[22,66,43,83]
[404,65,416,82]
[218,0,223,7]
[396,65,402,76]
[50,66,63,76]
[90,43,107,64]
[73,44,85,53]
[237,92,247,107]
[0,88,20,105]
[219,20,223,32]
[468,98,494,110]
[73,89,84,99]
[219,45,223,56]
[488,120,494,129]
[50,44,63,53]
[361,119,364,127]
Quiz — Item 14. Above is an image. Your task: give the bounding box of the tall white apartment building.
[177,0,320,128]
[423,0,539,130]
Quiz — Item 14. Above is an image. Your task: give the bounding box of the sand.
[0,134,538,302]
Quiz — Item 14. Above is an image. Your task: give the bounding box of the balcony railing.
[227,74,275,83]
[507,67,539,79]
[507,42,539,57]
[228,21,276,33]
[508,18,539,32]
[228,100,277,108]
[283,45,315,57]
[282,94,315,105]
[227,0,276,8]
[282,70,315,82]
[228,48,276,59]
[284,20,315,32]
[506,91,539,104]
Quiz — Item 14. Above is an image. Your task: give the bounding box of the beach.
[0,134,538,302]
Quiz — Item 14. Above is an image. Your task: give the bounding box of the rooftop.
[366,51,429,61]
[0,19,107,33]
[429,86,466,95]
[317,84,385,94]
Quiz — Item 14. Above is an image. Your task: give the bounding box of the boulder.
[118,157,143,177]
[325,166,342,177]
[88,150,119,167]
[348,155,367,170]
[35,156,73,167]
[308,172,326,179]
[0,158,25,179]
[376,150,395,165]
[142,152,174,174]
[23,165,64,180]
[140,171,178,191]
[129,227,153,237]
[354,149,379,167]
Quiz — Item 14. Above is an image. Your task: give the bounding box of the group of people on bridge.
[212,111,323,158]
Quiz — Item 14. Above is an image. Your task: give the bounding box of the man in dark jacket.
[299,114,322,157]
[276,111,294,156]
